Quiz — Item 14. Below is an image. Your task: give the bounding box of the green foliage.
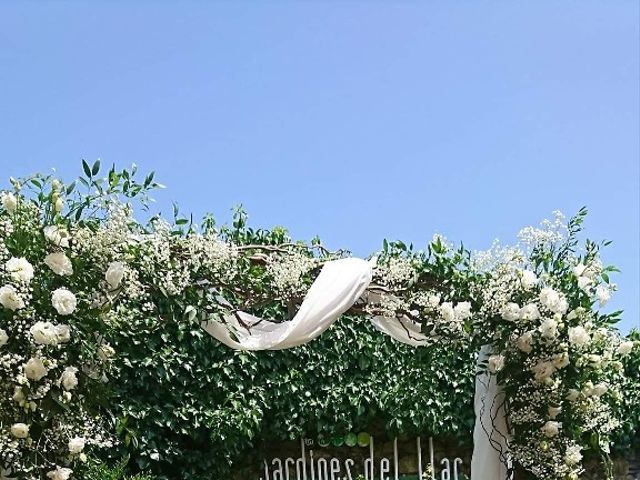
[111,316,475,479]
[612,329,640,454]
[81,458,155,480]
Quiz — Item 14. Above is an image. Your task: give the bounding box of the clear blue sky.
[1,2,638,331]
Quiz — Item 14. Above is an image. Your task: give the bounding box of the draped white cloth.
[370,314,429,347]
[201,257,372,351]
[201,257,510,479]
[470,346,512,480]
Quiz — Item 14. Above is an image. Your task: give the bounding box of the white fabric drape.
[369,314,430,347]
[470,345,512,480]
[201,257,372,351]
[201,257,510,479]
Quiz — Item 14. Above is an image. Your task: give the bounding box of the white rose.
[577,276,593,292]
[44,225,71,248]
[1,192,18,212]
[581,381,595,396]
[519,303,540,321]
[454,302,472,320]
[565,445,583,466]
[59,367,79,391]
[0,285,25,310]
[487,354,505,373]
[516,331,534,353]
[566,389,581,402]
[105,261,125,289]
[439,302,456,322]
[30,321,59,345]
[611,360,624,371]
[51,288,77,316]
[10,423,29,439]
[553,296,568,314]
[591,382,608,397]
[539,287,568,313]
[426,293,441,309]
[618,340,634,356]
[44,252,73,276]
[500,303,521,322]
[541,420,561,438]
[5,257,34,283]
[46,467,73,480]
[520,270,538,290]
[24,357,48,381]
[0,328,8,347]
[55,324,71,343]
[548,405,562,419]
[552,352,570,369]
[586,354,602,367]
[97,344,115,362]
[567,307,586,320]
[531,360,556,382]
[595,285,611,306]
[568,326,590,348]
[539,318,559,340]
[573,263,587,277]
[68,436,85,454]
[12,386,25,404]
[54,197,64,213]
[539,287,559,308]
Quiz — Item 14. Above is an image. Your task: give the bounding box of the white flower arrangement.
[473,209,627,479]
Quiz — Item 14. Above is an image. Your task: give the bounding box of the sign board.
[259,436,465,480]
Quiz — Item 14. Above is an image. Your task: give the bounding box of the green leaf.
[144,171,155,187]
[82,159,91,177]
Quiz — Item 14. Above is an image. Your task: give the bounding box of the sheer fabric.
[470,346,512,480]
[201,257,372,350]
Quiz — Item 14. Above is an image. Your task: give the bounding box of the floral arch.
[0,162,633,480]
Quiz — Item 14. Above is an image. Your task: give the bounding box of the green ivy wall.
[110,316,477,479]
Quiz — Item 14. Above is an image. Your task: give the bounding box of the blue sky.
[0,2,638,331]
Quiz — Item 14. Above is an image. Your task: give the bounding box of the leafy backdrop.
[112,314,476,479]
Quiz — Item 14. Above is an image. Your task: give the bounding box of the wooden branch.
[236,242,348,257]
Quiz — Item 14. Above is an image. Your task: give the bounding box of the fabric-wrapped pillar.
[471,345,512,480]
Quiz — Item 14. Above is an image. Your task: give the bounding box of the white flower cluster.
[474,213,630,479]
[266,251,317,298]
[0,188,121,479]
[185,234,238,282]
[374,256,415,286]
[517,210,568,251]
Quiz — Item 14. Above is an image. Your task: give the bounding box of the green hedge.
[110,315,476,479]
[612,329,640,455]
